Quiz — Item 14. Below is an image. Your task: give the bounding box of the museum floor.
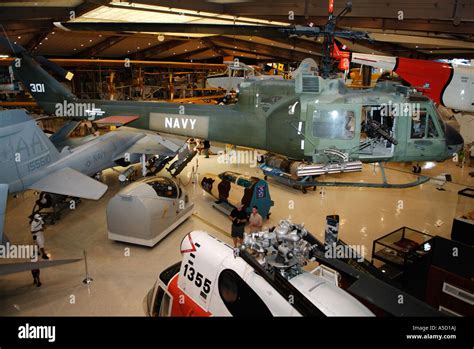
[1,146,473,316]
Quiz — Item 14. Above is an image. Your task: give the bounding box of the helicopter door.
[405,108,445,161]
[305,105,359,158]
[359,105,396,160]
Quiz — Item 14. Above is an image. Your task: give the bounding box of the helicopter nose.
[445,123,464,156]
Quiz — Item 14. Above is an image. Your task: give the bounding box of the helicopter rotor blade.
[54,22,297,39]
[333,30,372,41]
[54,22,370,42]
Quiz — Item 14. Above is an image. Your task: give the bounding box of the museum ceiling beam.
[199,38,227,57]
[213,42,316,62]
[130,39,185,60]
[218,48,283,62]
[21,1,106,52]
[210,36,320,62]
[74,36,127,58]
[165,47,211,61]
[25,30,51,51]
[427,51,474,60]
[338,38,425,59]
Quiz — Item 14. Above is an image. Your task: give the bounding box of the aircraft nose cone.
[445,123,464,155]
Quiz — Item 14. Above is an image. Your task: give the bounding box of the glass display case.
[451,188,474,245]
[372,227,434,269]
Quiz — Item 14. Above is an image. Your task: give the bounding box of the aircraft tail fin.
[11,54,77,115]
[49,120,81,145]
[0,36,77,115]
[0,109,61,163]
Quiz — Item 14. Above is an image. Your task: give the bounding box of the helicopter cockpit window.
[218,172,238,183]
[312,110,355,139]
[411,111,426,139]
[147,178,178,198]
[427,115,439,138]
[218,269,272,317]
[411,109,439,139]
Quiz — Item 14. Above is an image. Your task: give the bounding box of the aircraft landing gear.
[412,163,422,174]
[31,192,80,225]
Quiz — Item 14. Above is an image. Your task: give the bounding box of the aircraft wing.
[121,133,182,158]
[0,258,81,276]
[0,184,8,244]
[28,167,107,200]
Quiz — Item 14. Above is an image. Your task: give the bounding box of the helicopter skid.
[260,163,429,191]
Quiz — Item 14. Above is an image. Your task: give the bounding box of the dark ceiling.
[1,0,473,62]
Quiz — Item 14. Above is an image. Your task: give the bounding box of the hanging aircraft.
[0,109,192,244]
[351,53,474,113]
[145,220,441,317]
[1,38,464,189]
[1,0,465,189]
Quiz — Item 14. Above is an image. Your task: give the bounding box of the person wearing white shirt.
[248,206,263,233]
[30,214,49,259]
